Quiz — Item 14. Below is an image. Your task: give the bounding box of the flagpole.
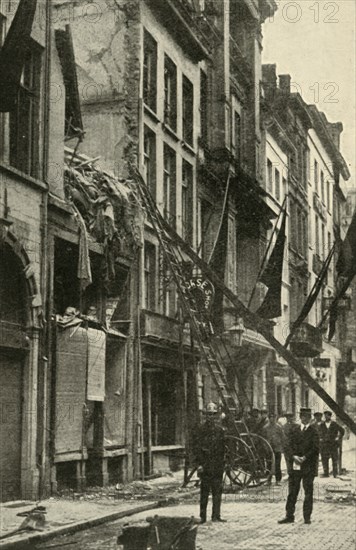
[285,243,335,347]
[247,196,287,309]
[208,171,231,265]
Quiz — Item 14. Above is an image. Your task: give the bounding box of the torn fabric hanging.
[72,204,92,291]
[0,0,37,112]
[256,208,287,319]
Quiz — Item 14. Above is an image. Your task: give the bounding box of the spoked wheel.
[223,435,259,491]
[239,433,275,487]
[223,433,275,491]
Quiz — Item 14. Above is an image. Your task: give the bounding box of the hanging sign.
[185,277,215,314]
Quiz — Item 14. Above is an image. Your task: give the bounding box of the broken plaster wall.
[53,0,141,177]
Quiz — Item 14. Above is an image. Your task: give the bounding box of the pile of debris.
[64,148,144,270]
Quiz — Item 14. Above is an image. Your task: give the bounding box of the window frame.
[182,160,193,244]
[143,29,157,112]
[9,39,42,178]
[182,75,194,146]
[164,54,177,131]
[143,125,156,199]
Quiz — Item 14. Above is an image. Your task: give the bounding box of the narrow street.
[35,479,356,550]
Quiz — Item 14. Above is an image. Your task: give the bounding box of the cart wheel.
[239,433,275,487]
[223,435,259,491]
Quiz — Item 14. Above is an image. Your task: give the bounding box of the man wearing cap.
[193,402,226,524]
[319,411,345,477]
[278,408,319,525]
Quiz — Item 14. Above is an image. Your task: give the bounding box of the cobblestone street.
[34,479,356,550]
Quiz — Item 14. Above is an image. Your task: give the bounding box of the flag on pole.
[336,209,356,278]
[285,244,335,347]
[0,0,38,112]
[256,208,287,319]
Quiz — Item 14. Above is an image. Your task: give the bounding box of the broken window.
[53,238,101,318]
[143,30,157,112]
[143,369,182,447]
[9,40,42,177]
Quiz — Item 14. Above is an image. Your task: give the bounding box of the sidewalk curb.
[0,489,200,549]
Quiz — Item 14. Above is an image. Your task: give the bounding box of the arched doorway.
[0,242,28,501]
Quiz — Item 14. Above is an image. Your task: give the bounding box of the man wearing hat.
[278,408,319,525]
[319,411,345,477]
[194,402,226,524]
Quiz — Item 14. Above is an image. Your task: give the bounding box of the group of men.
[194,403,345,525]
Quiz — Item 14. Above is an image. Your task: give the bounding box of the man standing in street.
[194,402,226,524]
[278,408,319,525]
[319,411,345,478]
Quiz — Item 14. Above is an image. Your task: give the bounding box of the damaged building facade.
[0,0,353,502]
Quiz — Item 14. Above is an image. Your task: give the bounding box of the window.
[326,180,330,211]
[143,30,157,112]
[232,111,241,163]
[321,171,325,203]
[267,159,273,192]
[163,144,176,228]
[200,69,208,144]
[160,250,176,318]
[182,160,193,244]
[182,75,193,145]
[321,223,325,260]
[164,55,177,130]
[9,41,42,177]
[143,126,156,199]
[275,168,281,201]
[144,242,156,310]
[314,160,318,192]
[315,215,319,255]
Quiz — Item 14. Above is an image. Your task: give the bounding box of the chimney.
[279,74,291,95]
[262,64,277,100]
[327,122,343,150]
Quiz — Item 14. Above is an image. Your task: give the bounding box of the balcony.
[140,310,191,346]
[289,322,323,358]
[145,0,211,61]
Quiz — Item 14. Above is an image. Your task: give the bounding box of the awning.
[55,25,84,140]
[0,0,37,111]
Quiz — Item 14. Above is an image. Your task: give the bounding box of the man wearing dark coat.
[278,408,319,525]
[319,411,345,477]
[194,402,226,524]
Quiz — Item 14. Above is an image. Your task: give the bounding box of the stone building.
[339,184,356,423]
[261,65,350,416]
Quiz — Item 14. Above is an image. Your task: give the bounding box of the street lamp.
[227,317,245,347]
